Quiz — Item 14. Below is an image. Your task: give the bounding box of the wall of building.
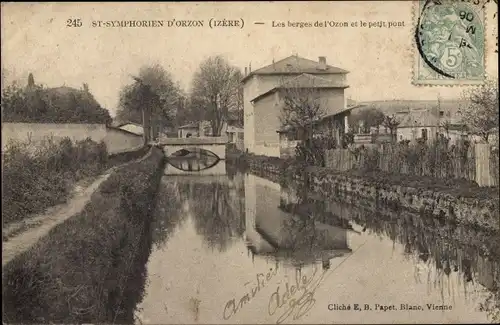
[243,74,320,153]
[104,128,144,154]
[254,92,281,147]
[319,88,346,116]
[243,73,348,156]
[1,122,107,150]
[314,73,348,87]
[396,126,439,143]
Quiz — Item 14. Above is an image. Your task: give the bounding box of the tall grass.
[2,137,108,225]
[2,147,166,323]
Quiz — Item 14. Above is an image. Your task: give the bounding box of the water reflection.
[154,161,245,251]
[165,148,221,175]
[280,177,500,322]
[135,165,499,324]
[244,174,354,270]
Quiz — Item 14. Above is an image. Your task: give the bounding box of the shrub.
[2,137,109,225]
[2,147,166,323]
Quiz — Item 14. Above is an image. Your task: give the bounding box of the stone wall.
[1,122,107,150]
[241,155,499,232]
[307,171,499,231]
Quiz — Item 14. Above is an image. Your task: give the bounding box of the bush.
[2,137,109,225]
[2,147,166,323]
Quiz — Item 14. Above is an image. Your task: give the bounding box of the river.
[134,160,500,324]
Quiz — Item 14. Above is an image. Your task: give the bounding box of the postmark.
[413,0,486,85]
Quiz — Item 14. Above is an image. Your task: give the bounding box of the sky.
[1,1,498,117]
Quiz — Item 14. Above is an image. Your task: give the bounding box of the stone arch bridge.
[153,136,228,160]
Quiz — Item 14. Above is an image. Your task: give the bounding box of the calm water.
[135,161,500,324]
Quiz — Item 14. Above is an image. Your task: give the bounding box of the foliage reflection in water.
[134,164,499,324]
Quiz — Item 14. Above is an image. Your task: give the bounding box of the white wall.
[243,74,309,153]
[243,72,348,157]
[1,122,107,150]
[104,128,144,154]
[396,126,438,143]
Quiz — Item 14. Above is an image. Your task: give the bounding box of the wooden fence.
[325,142,499,187]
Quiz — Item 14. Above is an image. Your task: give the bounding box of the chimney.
[318,56,327,70]
[245,67,248,76]
[249,63,252,72]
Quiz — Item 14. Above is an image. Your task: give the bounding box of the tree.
[279,77,328,165]
[350,107,385,133]
[459,78,499,142]
[117,64,181,142]
[174,90,194,126]
[189,55,242,136]
[382,114,401,142]
[1,77,111,124]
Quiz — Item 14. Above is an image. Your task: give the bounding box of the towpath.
[2,150,152,267]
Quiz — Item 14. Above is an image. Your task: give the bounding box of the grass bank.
[2,146,166,323]
[1,137,150,226]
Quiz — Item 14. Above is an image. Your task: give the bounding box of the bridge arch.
[155,136,227,160]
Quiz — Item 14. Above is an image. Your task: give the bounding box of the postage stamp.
[413,0,487,85]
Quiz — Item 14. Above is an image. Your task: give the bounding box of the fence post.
[475,143,492,186]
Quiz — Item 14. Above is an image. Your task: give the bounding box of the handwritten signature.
[223,266,279,320]
[268,265,328,324]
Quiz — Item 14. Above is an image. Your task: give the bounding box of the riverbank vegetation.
[2,147,166,323]
[227,146,499,202]
[2,137,151,226]
[2,138,107,225]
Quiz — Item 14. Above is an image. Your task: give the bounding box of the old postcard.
[1,1,499,324]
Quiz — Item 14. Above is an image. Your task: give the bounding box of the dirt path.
[2,150,153,267]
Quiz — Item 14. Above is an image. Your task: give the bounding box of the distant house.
[104,124,143,154]
[116,122,145,137]
[351,99,468,145]
[277,101,363,158]
[177,122,200,138]
[242,55,350,157]
[224,124,244,143]
[177,119,242,140]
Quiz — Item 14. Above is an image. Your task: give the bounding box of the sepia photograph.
[1,1,499,324]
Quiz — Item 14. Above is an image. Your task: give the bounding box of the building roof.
[178,122,199,129]
[397,108,467,128]
[242,55,349,83]
[251,73,349,104]
[398,109,440,128]
[106,125,142,137]
[357,99,467,124]
[277,104,364,133]
[116,122,144,136]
